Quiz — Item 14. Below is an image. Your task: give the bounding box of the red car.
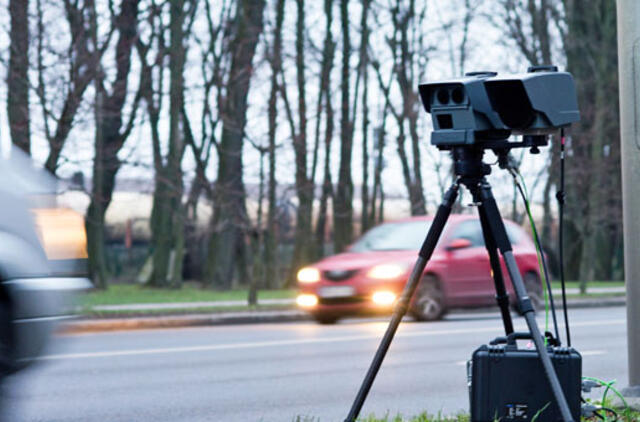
[296,215,542,324]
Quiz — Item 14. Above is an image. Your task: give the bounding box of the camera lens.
[451,87,465,104]
[436,89,450,104]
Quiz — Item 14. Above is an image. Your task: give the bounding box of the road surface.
[3,306,627,421]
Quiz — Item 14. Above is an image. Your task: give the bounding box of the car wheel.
[411,275,445,322]
[513,272,543,315]
[313,315,339,325]
[524,272,543,310]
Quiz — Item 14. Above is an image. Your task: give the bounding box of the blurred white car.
[0,149,89,374]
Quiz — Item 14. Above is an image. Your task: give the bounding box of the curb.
[60,296,626,334]
[60,309,310,334]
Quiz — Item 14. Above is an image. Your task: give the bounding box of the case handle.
[489,332,532,346]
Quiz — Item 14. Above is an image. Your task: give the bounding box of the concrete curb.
[60,310,311,334]
[60,296,626,334]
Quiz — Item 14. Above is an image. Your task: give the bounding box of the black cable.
[513,174,561,343]
[557,128,571,347]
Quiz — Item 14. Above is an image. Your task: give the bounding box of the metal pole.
[616,0,640,395]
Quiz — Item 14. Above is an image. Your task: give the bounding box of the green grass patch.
[346,408,640,422]
[565,292,626,299]
[551,281,624,290]
[76,281,624,311]
[356,412,469,422]
[290,413,470,422]
[79,303,295,317]
[79,284,297,307]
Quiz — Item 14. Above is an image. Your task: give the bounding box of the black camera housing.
[418,69,580,149]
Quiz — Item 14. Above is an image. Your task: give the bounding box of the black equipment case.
[468,332,581,422]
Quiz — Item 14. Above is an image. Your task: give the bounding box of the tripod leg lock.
[518,296,535,314]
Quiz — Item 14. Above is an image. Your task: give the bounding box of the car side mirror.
[446,238,472,251]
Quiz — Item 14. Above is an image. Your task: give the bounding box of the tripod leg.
[477,206,514,335]
[344,183,459,422]
[473,181,575,422]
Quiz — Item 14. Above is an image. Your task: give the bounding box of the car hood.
[313,250,444,271]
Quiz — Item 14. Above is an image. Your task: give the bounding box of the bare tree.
[86,0,142,288]
[206,0,266,289]
[314,0,336,258]
[333,0,354,252]
[359,0,372,233]
[498,0,622,288]
[370,0,428,217]
[148,0,198,287]
[564,0,621,288]
[36,0,108,174]
[8,0,30,154]
[280,0,314,284]
[265,0,285,286]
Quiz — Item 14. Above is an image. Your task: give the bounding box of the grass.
[292,408,640,421]
[79,284,297,307]
[566,292,626,299]
[323,408,640,422]
[356,413,469,422]
[550,281,624,290]
[80,304,295,317]
[75,281,625,316]
[290,413,470,422]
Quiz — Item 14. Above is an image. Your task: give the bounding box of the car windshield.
[350,220,433,252]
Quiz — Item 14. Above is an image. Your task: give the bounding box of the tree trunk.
[249,150,266,305]
[207,0,266,288]
[288,0,314,285]
[264,0,285,289]
[333,0,353,253]
[370,124,386,225]
[8,0,30,155]
[149,0,189,287]
[359,0,371,234]
[396,0,426,215]
[314,0,336,259]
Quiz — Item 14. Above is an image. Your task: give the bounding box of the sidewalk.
[61,287,626,334]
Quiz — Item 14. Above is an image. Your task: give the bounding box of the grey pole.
[616,0,640,396]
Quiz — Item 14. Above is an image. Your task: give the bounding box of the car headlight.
[366,263,408,280]
[296,294,318,307]
[372,291,397,306]
[297,267,320,283]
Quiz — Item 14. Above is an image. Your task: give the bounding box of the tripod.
[345,146,574,422]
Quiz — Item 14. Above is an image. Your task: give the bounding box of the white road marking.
[581,350,607,356]
[38,318,624,361]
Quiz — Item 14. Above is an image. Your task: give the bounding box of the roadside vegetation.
[80,280,623,307]
[80,284,297,307]
[551,281,624,290]
[294,407,640,421]
[75,280,624,316]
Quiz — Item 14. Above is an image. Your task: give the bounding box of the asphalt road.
[2,306,628,421]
